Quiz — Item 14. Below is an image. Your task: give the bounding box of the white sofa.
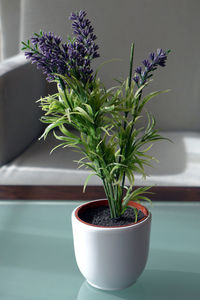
[0,0,200,187]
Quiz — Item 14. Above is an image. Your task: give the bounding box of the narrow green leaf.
[138,89,170,114]
[73,107,94,123]
[39,119,65,140]
[83,173,96,192]
[50,142,68,154]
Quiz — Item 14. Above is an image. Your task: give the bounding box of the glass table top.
[0,201,199,300]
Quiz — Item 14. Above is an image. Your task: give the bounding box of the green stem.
[58,78,72,110]
[93,125,117,218]
[128,43,135,89]
[116,43,135,205]
[102,178,115,217]
[100,173,116,218]
[120,92,143,202]
[107,180,117,218]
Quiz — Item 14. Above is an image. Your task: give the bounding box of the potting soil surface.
[79,205,145,226]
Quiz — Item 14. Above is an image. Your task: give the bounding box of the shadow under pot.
[71,199,151,291]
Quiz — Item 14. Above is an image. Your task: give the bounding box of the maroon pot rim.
[74,199,149,228]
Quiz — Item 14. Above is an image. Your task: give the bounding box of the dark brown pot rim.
[75,199,149,228]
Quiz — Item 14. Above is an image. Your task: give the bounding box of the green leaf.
[21,41,27,47]
[59,125,79,139]
[134,81,151,98]
[132,207,138,223]
[83,173,96,192]
[73,107,94,123]
[122,186,153,208]
[39,118,65,140]
[50,142,68,154]
[82,103,94,116]
[138,89,170,114]
[53,131,80,145]
[135,196,152,204]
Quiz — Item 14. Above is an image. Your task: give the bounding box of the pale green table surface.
[0,201,199,300]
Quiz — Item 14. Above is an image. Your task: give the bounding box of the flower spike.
[133,48,170,87]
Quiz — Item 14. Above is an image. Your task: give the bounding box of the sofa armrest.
[0,54,48,166]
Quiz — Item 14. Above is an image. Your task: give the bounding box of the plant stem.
[102,178,115,218]
[128,43,135,88]
[117,43,135,206]
[93,125,117,218]
[120,92,143,200]
[107,180,117,218]
[58,78,73,110]
[102,172,117,218]
[96,44,135,217]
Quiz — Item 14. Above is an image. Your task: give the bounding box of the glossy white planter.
[71,200,151,291]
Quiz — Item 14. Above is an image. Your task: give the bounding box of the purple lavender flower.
[68,10,99,82]
[22,10,99,84]
[24,31,70,82]
[133,48,170,86]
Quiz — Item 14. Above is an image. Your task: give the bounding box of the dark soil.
[78,205,145,227]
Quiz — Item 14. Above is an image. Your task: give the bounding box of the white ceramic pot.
[71,200,151,291]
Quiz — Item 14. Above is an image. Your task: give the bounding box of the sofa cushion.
[0,55,47,166]
[0,131,199,186]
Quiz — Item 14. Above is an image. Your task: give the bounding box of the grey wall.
[0,0,21,60]
[2,0,200,131]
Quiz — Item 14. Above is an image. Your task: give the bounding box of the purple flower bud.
[31,37,39,45]
[92,52,100,59]
[69,12,77,21]
[83,28,90,37]
[133,75,139,84]
[149,52,155,61]
[157,48,163,56]
[88,25,94,33]
[135,66,142,74]
[142,59,151,68]
[90,34,97,41]
[93,44,99,51]
[73,29,81,35]
[25,52,33,58]
[62,44,68,52]
[79,10,87,21]
[86,19,90,26]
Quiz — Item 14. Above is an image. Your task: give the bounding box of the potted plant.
[22,10,170,290]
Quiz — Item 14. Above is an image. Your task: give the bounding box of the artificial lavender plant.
[22,10,170,219]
